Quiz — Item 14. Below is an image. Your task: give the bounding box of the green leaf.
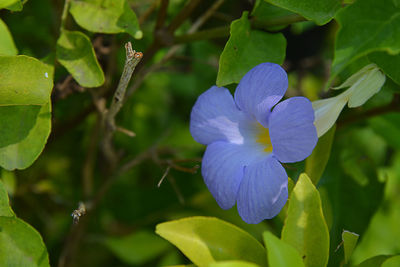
[0,0,19,9]
[281,173,329,267]
[369,113,400,150]
[155,216,268,267]
[104,230,170,265]
[0,180,14,217]
[217,12,286,86]
[381,256,400,267]
[263,231,305,267]
[0,19,17,55]
[56,30,104,88]
[332,0,400,76]
[0,102,51,170]
[356,255,391,267]
[266,0,340,25]
[369,52,400,85]
[209,261,261,267]
[69,0,142,39]
[251,0,295,31]
[305,125,336,185]
[0,216,50,267]
[342,230,359,264]
[5,0,22,11]
[0,55,53,106]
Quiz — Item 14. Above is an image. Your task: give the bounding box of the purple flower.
[190,63,318,224]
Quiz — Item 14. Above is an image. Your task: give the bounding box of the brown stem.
[337,94,400,128]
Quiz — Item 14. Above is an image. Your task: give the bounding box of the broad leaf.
[263,231,304,267]
[0,19,17,55]
[155,216,268,267]
[0,55,53,106]
[342,230,359,264]
[266,0,340,25]
[332,0,400,76]
[69,0,142,39]
[305,125,336,185]
[0,102,51,170]
[217,12,286,86]
[0,180,14,217]
[104,230,170,265]
[0,216,50,267]
[281,173,330,267]
[56,30,104,87]
[369,52,400,85]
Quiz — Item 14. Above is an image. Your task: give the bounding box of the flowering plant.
[190,63,317,223]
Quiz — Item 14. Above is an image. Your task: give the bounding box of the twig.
[158,166,171,187]
[101,42,143,169]
[155,0,169,30]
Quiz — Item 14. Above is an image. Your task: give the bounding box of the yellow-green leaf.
[0,102,51,170]
[342,230,359,264]
[0,180,14,217]
[263,231,304,267]
[0,19,17,55]
[0,55,53,106]
[70,0,142,39]
[156,216,268,267]
[305,125,336,185]
[0,217,50,267]
[281,173,330,267]
[56,30,104,87]
[209,260,261,267]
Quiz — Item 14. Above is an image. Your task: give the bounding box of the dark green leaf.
[217,12,286,86]
[281,173,330,267]
[56,30,104,87]
[369,113,400,150]
[69,0,142,39]
[0,56,53,106]
[0,102,51,170]
[332,0,400,76]
[155,216,268,267]
[369,52,400,85]
[266,0,340,25]
[104,230,170,265]
[263,231,304,267]
[305,125,336,185]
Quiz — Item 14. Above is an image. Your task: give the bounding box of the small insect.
[71,202,86,224]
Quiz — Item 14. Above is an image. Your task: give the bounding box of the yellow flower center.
[256,123,273,153]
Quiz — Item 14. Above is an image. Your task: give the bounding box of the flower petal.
[269,97,318,163]
[237,156,288,224]
[190,86,252,145]
[234,63,288,127]
[202,141,265,210]
[312,94,348,137]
